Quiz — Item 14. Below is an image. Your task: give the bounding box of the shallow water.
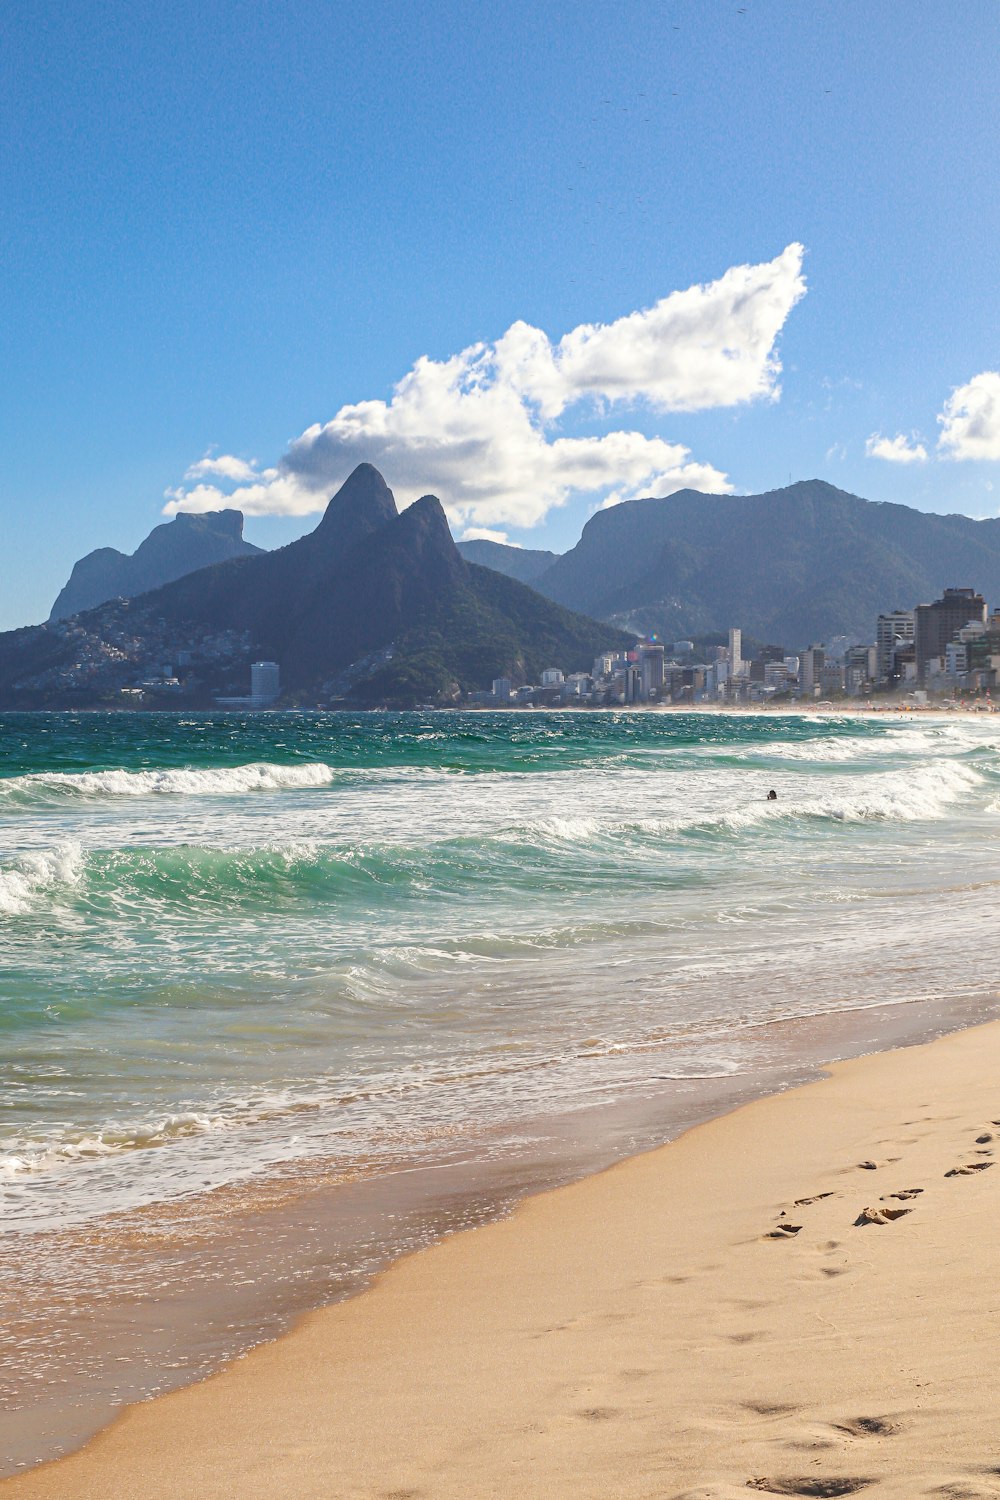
[2,708,1000,1470]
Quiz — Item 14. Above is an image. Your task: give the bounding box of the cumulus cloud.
[164,243,806,530]
[937,372,1000,461]
[184,453,262,483]
[866,432,928,464]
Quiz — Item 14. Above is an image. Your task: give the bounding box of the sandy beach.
[5,1021,1000,1499]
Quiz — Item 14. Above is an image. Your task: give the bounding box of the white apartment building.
[876,610,914,685]
[728,627,744,678]
[250,660,280,704]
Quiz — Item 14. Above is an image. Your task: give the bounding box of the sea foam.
[0,761,335,804]
[0,843,85,915]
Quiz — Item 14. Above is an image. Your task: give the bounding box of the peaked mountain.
[533,480,1000,647]
[4,466,629,708]
[50,510,264,620]
[456,538,560,584]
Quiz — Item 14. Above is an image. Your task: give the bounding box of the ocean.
[3,707,1000,1471]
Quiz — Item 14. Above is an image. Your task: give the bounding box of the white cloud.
[164,244,806,531]
[460,527,512,545]
[184,453,262,483]
[937,372,1000,461]
[866,432,928,464]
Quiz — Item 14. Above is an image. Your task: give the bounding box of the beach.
[5,708,1000,1487]
[3,1019,999,1498]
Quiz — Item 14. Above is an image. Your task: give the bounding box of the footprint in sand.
[880,1188,923,1202]
[765,1223,803,1240]
[945,1161,994,1177]
[832,1416,901,1437]
[746,1479,872,1496]
[794,1192,836,1206]
[853,1206,912,1226]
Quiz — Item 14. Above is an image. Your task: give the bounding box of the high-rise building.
[728,628,744,678]
[638,642,665,700]
[845,644,877,695]
[798,645,824,697]
[491,677,512,701]
[618,665,640,704]
[819,662,845,697]
[250,660,280,704]
[913,589,987,683]
[876,611,914,686]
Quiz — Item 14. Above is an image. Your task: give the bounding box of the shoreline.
[1,700,997,716]
[5,987,999,1479]
[6,1016,1000,1498]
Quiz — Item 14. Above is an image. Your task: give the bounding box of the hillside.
[3,466,629,708]
[456,538,560,584]
[534,480,1000,647]
[50,510,264,620]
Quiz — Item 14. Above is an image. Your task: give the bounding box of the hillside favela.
[6,8,1000,1500]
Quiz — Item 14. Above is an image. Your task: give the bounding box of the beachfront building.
[763,660,796,692]
[541,667,564,687]
[845,644,877,696]
[819,662,846,697]
[728,628,744,678]
[251,660,280,705]
[914,589,987,684]
[638,642,665,700]
[876,610,915,687]
[491,677,513,702]
[798,646,825,698]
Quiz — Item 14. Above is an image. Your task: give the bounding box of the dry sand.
[6,1020,1000,1500]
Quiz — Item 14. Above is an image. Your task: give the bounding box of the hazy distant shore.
[6,1020,1000,1498]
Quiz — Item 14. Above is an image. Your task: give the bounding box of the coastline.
[6,1018,1000,1498]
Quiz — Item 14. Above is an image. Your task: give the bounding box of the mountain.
[50,510,264,621]
[4,466,630,708]
[456,538,560,584]
[533,480,1000,647]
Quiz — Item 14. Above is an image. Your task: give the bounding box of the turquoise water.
[3,708,1000,1232]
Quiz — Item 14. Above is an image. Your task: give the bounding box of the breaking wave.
[0,843,85,915]
[0,761,335,805]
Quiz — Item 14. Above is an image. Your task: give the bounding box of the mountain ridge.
[4,467,630,708]
[532,479,1000,645]
[50,509,264,621]
[455,538,560,583]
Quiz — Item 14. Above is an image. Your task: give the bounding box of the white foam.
[0,761,335,803]
[0,1110,229,1177]
[0,843,85,915]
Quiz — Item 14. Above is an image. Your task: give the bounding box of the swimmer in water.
[767,789,777,800]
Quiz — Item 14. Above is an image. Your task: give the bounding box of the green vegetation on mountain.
[455,537,560,584]
[534,480,1000,646]
[0,466,629,708]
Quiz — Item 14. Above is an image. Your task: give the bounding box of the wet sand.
[5,1019,1000,1498]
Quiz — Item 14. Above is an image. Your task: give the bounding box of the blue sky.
[3,0,1000,628]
